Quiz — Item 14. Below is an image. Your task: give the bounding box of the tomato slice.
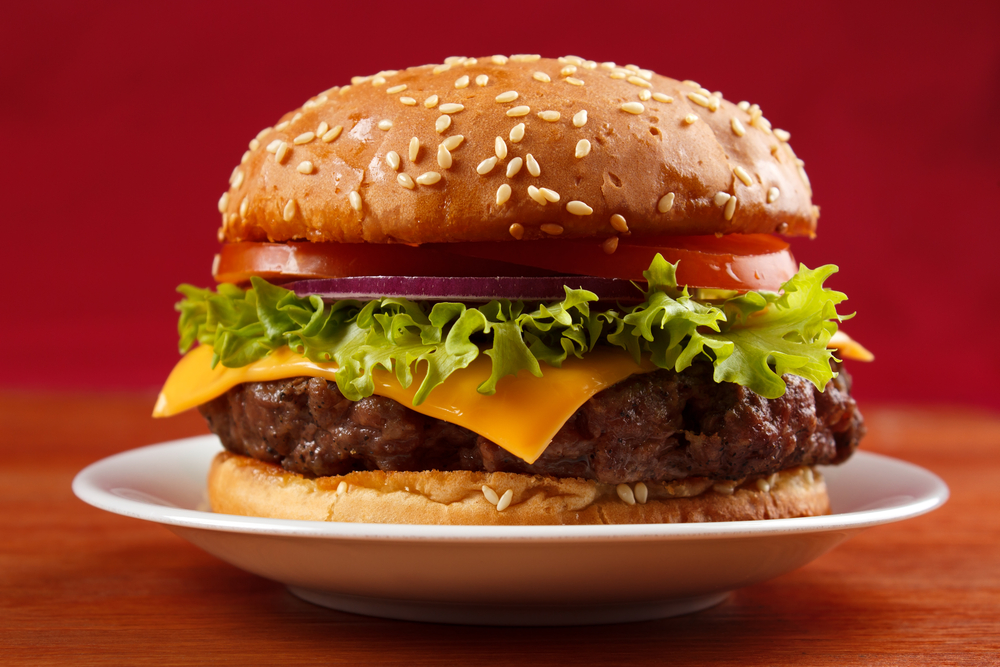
[215,234,797,292]
[433,234,797,291]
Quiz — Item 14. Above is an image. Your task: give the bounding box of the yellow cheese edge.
[154,345,649,465]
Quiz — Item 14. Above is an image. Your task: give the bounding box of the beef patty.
[199,360,864,485]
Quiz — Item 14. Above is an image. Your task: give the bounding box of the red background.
[2,1,998,409]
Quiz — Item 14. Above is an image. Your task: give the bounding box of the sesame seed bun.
[219,55,817,245]
[208,451,830,525]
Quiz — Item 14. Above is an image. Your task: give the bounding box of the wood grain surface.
[1,393,998,666]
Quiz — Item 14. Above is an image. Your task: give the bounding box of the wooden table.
[2,394,998,665]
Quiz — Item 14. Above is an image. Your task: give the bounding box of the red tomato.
[214,234,797,292]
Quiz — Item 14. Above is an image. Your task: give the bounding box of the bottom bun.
[208,452,830,525]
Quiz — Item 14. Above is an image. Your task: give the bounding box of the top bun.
[218,54,817,245]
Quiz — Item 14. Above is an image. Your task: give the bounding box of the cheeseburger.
[154,54,871,525]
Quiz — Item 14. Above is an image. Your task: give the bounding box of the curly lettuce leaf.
[176,258,850,404]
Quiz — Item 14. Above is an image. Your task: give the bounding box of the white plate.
[73,435,948,626]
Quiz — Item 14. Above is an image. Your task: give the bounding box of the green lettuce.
[176,256,849,404]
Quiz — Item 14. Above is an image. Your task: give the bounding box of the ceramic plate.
[73,435,948,625]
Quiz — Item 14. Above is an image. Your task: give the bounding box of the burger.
[154,54,870,525]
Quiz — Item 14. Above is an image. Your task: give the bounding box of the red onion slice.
[286,276,644,303]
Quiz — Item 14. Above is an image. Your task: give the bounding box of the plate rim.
[72,434,949,543]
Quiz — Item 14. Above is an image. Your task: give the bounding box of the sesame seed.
[482,485,500,505]
[638,89,651,101]
[266,139,282,153]
[625,64,639,72]
[616,483,636,505]
[767,187,780,203]
[561,65,577,76]
[509,123,526,143]
[409,137,420,162]
[435,115,451,133]
[477,156,498,175]
[444,56,465,65]
[339,85,351,94]
[539,187,560,203]
[239,197,248,218]
[687,92,710,108]
[275,142,291,164]
[297,161,314,174]
[371,76,386,86]
[437,144,453,169]
[293,132,315,145]
[510,54,541,62]
[495,90,519,103]
[275,120,290,131]
[714,192,732,207]
[683,79,701,88]
[438,103,464,114]
[563,55,585,65]
[291,112,303,123]
[386,151,400,171]
[684,114,698,125]
[698,87,712,98]
[442,135,464,150]
[432,64,452,74]
[496,489,514,511]
[541,223,564,235]
[731,118,746,137]
[506,105,530,117]
[397,173,415,189]
[424,95,439,108]
[708,96,720,112]
[454,75,470,89]
[602,236,619,254]
[400,96,417,106]
[652,92,673,103]
[609,72,626,79]
[231,169,244,189]
[506,157,523,177]
[387,84,407,94]
[351,76,368,85]
[657,193,675,213]
[416,171,441,185]
[497,184,513,206]
[255,127,272,141]
[565,77,585,86]
[724,196,737,221]
[572,110,588,127]
[634,482,648,504]
[533,71,551,83]
[507,221,523,237]
[600,61,616,70]
[774,128,791,141]
[575,139,591,158]
[316,122,329,137]
[525,153,540,177]
[378,120,393,131]
[610,214,629,233]
[337,481,347,494]
[527,185,547,205]
[491,54,508,64]
[248,139,260,151]
[756,479,771,493]
[627,75,651,88]
[476,74,488,86]
[349,191,362,211]
[240,150,250,165]
[538,110,560,122]
[283,199,297,221]
[734,166,753,186]
[495,136,507,160]
[566,200,593,216]
[621,102,645,114]
[323,126,344,143]
[737,101,750,110]
[798,165,812,192]
[497,183,512,206]
[217,192,229,213]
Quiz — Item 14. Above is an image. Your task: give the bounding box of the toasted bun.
[218,55,816,245]
[208,452,829,525]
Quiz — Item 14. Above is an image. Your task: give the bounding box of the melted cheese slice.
[154,345,649,464]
